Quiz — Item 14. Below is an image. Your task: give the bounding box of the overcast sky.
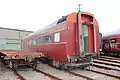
[0,0,119,34]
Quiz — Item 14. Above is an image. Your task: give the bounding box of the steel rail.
[32,67,62,80]
[93,60,120,68]
[93,63,120,71]
[99,58,120,64]
[12,69,26,80]
[100,56,120,60]
[50,65,95,80]
[87,69,120,79]
[46,64,95,80]
[65,71,94,80]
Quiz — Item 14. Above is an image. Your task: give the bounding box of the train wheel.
[13,63,17,71]
[33,60,38,69]
[9,61,13,69]
[60,63,69,70]
[9,61,17,71]
[52,60,60,68]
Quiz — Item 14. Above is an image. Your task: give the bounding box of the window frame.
[38,37,42,44]
[33,39,37,44]
[110,38,116,43]
[44,36,51,43]
[54,32,60,42]
[29,40,32,44]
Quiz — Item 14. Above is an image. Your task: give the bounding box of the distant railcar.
[102,34,120,56]
[99,33,102,52]
[22,11,100,68]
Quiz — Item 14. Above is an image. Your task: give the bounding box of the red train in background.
[102,34,120,56]
[22,11,100,68]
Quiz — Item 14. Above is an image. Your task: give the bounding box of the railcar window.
[29,40,32,44]
[54,33,60,42]
[33,39,37,44]
[103,40,109,43]
[110,39,116,43]
[44,36,51,43]
[38,37,42,44]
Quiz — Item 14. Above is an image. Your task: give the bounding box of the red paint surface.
[103,34,120,53]
[22,12,100,62]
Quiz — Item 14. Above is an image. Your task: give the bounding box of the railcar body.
[22,11,100,68]
[102,34,120,56]
[99,33,102,51]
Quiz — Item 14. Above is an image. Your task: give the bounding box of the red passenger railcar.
[22,11,100,68]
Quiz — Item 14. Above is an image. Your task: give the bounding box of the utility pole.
[78,4,82,12]
[76,4,82,55]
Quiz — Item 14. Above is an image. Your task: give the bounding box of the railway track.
[86,68,120,79]
[13,67,63,80]
[99,58,120,64]
[14,64,90,80]
[38,61,120,80]
[93,60,120,68]
[91,56,120,79]
[12,69,26,80]
[32,67,62,80]
[26,65,94,80]
[1,57,120,80]
[99,56,120,69]
[37,63,86,80]
[0,60,94,80]
[72,68,120,80]
[65,70,94,80]
[100,56,120,60]
[0,62,20,80]
[93,63,120,71]
[14,57,120,80]
[39,61,113,80]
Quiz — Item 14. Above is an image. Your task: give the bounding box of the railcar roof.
[103,34,120,39]
[23,11,94,40]
[23,21,58,39]
[103,28,120,37]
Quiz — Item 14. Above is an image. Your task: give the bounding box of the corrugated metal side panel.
[5,44,20,50]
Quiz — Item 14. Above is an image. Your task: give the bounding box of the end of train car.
[22,11,100,69]
[102,34,120,56]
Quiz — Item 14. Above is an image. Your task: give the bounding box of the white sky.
[0,0,119,34]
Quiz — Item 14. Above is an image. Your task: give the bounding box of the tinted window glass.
[38,37,42,44]
[29,40,32,44]
[45,36,51,43]
[33,39,37,44]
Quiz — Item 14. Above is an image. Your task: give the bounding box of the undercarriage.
[51,54,93,69]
